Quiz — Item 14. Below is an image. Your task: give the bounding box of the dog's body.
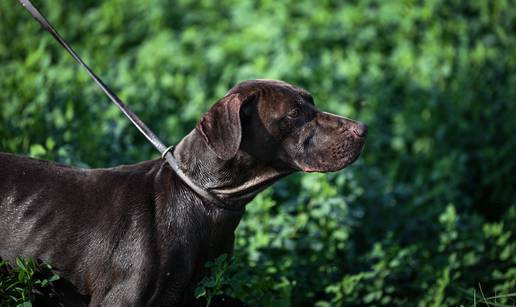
[0,80,367,306]
[0,153,241,306]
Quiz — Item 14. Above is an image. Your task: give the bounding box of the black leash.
[17,0,239,211]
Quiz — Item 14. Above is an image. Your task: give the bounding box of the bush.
[1,0,514,305]
[0,257,60,306]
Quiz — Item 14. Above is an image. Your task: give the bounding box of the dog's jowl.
[0,79,367,306]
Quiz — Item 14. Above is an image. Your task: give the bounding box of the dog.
[0,79,367,306]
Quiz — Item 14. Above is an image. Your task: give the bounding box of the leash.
[17,0,240,211]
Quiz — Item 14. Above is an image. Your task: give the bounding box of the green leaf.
[18,301,32,307]
[45,137,56,151]
[29,144,46,157]
[204,279,217,288]
[15,258,26,271]
[194,287,206,298]
[18,271,26,283]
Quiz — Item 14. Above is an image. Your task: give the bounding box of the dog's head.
[196,79,367,172]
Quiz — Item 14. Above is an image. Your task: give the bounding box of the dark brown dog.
[0,79,367,306]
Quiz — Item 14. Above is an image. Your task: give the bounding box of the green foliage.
[1,0,515,305]
[195,254,232,307]
[0,257,60,307]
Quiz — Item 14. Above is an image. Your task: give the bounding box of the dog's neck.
[174,130,293,207]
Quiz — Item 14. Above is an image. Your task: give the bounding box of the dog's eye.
[288,108,301,118]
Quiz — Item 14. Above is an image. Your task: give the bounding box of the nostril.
[352,123,368,138]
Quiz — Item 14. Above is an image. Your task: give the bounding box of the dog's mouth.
[291,133,366,173]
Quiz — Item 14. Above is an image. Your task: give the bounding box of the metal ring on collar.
[161,145,175,159]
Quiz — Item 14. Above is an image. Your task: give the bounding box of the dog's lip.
[296,138,366,172]
[293,154,359,173]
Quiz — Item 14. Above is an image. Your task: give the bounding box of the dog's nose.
[351,123,368,138]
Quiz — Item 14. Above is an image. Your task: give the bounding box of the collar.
[162,146,245,212]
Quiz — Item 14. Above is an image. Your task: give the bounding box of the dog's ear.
[197,93,255,160]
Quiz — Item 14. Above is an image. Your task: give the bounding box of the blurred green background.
[1,0,515,305]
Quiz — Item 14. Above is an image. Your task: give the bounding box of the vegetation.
[1,0,515,305]
[0,257,60,307]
